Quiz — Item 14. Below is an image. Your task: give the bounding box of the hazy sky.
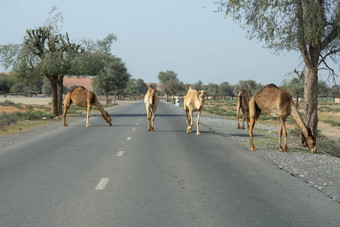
[1,0,338,85]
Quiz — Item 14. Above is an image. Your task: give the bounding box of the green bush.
[0,110,55,128]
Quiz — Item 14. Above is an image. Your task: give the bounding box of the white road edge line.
[117,151,125,156]
[95,178,110,190]
[127,137,132,141]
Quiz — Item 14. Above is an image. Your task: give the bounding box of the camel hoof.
[196,132,201,136]
[251,147,256,151]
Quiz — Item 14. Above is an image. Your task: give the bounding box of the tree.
[218,0,340,145]
[158,70,180,102]
[94,57,129,103]
[206,83,221,99]
[281,69,304,107]
[0,75,13,96]
[317,80,330,97]
[220,81,234,99]
[233,80,262,97]
[0,8,117,116]
[329,84,340,97]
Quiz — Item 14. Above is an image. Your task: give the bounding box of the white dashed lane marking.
[136,123,139,125]
[117,151,125,156]
[95,178,110,190]
[132,128,136,131]
[127,137,132,141]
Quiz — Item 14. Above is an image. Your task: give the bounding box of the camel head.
[306,128,317,153]
[102,111,112,126]
[238,89,246,97]
[149,86,158,104]
[199,90,206,101]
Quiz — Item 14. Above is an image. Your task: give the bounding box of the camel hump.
[70,86,86,92]
[266,84,278,88]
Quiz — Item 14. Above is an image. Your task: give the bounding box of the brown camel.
[63,86,112,127]
[184,87,206,135]
[248,84,316,153]
[144,85,159,131]
[236,89,250,129]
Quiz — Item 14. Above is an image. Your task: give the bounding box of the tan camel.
[236,89,250,129]
[184,87,206,135]
[63,86,112,127]
[144,85,159,131]
[248,84,316,153]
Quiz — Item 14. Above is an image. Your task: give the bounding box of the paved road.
[0,101,339,226]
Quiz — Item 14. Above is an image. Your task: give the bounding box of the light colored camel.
[184,87,206,135]
[236,89,250,129]
[144,85,159,131]
[248,84,316,153]
[63,86,112,127]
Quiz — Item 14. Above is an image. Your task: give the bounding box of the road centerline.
[95,178,110,190]
[117,151,125,156]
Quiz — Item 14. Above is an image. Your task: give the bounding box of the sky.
[0,0,339,86]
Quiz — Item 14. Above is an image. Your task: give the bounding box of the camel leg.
[248,98,258,151]
[236,105,240,129]
[279,126,283,152]
[249,117,256,151]
[187,109,193,134]
[246,110,250,129]
[241,110,245,129]
[279,116,288,152]
[196,110,201,135]
[151,108,155,132]
[86,103,92,127]
[63,97,71,127]
[185,109,190,133]
[147,107,152,131]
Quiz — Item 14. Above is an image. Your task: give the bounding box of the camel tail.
[290,100,316,152]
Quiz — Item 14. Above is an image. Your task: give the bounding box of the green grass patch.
[323,119,340,127]
[0,111,55,128]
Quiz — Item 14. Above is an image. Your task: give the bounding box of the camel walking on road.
[184,87,206,135]
[144,85,159,131]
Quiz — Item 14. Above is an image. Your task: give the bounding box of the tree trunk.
[296,93,299,108]
[105,92,109,104]
[57,75,64,116]
[300,66,318,146]
[48,76,59,116]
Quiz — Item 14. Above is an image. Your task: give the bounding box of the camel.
[144,85,159,131]
[248,84,316,153]
[63,86,112,127]
[236,89,250,129]
[184,87,206,135]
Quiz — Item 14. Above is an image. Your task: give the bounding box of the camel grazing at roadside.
[63,86,112,127]
[184,87,206,135]
[236,89,250,129]
[248,84,316,153]
[144,85,159,131]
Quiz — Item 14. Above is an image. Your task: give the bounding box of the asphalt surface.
[0,101,339,226]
